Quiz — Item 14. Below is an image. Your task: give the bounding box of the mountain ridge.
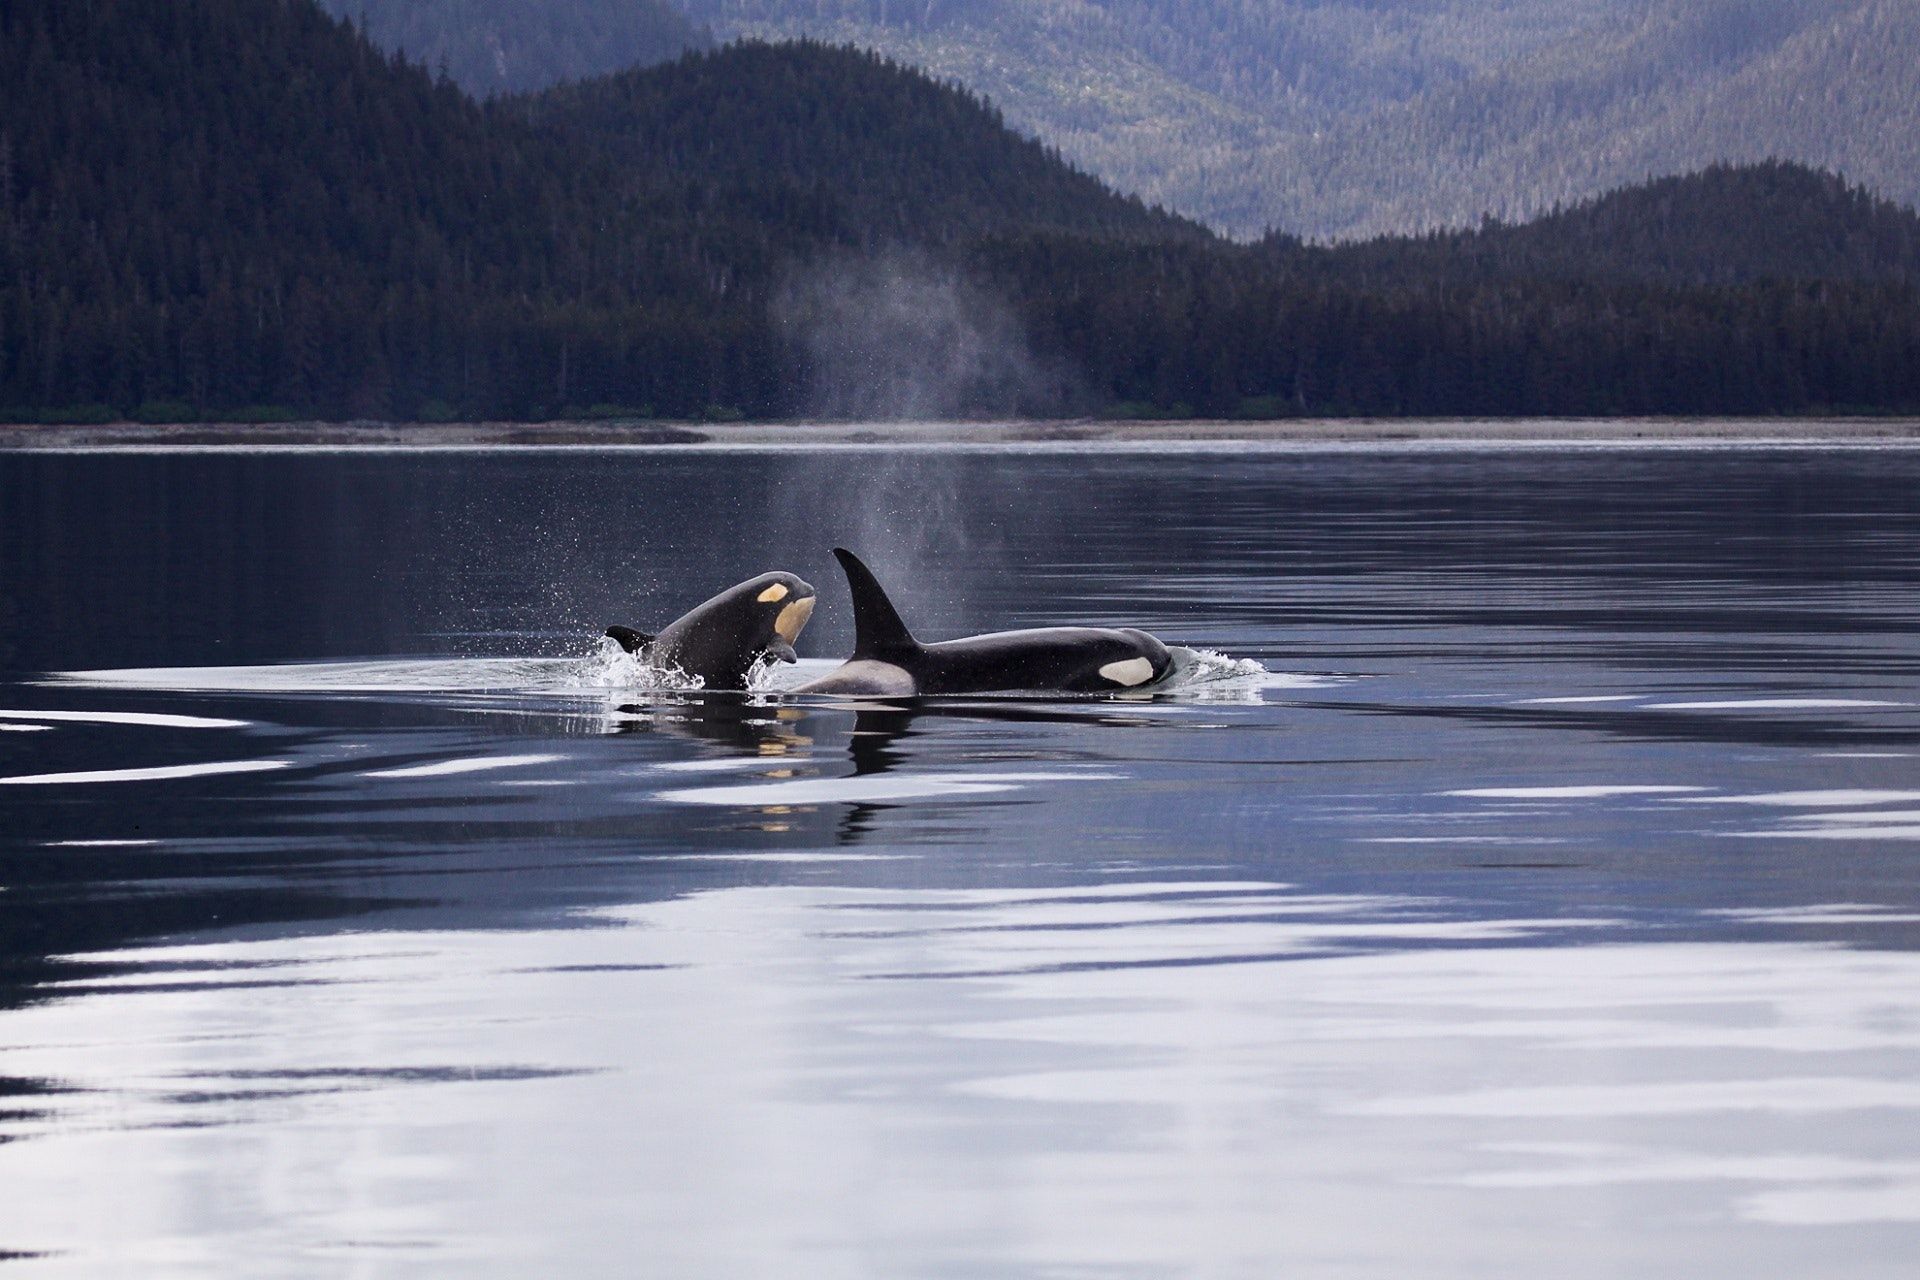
[506,39,1194,244]
[4,0,1917,423]
[675,0,1920,239]
[1268,163,1920,288]
[315,0,712,97]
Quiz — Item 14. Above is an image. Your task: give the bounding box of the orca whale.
[795,548,1173,696]
[606,571,815,690]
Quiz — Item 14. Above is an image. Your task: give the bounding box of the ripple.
[363,754,567,779]
[656,769,1117,806]
[1685,789,1920,807]
[0,759,289,786]
[1645,698,1909,710]
[0,708,250,729]
[1347,1077,1920,1118]
[4,883,1918,1274]
[1446,785,1708,799]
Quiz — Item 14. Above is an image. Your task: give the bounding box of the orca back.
[805,549,1173,697]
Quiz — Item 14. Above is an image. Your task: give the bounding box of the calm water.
[2,442,1919,1277]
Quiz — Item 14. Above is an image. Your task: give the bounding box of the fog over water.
[1,441,1918,1277]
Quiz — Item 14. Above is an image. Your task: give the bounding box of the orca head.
[642,570,817,687]
[748,571,818,664]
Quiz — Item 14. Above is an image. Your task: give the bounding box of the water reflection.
[3,445,1920,1275]
[1,881,1917,1275]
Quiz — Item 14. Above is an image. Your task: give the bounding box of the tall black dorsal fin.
[834,548,918,658]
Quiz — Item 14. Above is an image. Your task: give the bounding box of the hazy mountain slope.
[680,1,1617,129]
[1268,0,1917,238]
[1634,0,1920,221]
[316,0,711,97]
[677,0,1917,240]
[677,1,1625,234]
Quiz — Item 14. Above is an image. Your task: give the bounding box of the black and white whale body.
[796,549,1173,696]
[606,571,815,690]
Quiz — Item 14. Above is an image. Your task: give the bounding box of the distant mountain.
[315,0,711,97]
[678,0,1920,239]
[1267,0,1920,238]
[677,0,1616,235]
[1628,0,1920,236]
[3,1,1916,423]
[507,40,1193,243]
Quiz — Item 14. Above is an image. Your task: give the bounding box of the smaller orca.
[796,548,1173,696]
[606,571,815,690]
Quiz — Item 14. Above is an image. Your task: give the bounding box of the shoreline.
[4,416,1920,451]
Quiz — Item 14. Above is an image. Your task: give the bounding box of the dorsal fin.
[834,547,918,657]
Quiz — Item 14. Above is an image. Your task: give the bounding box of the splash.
[1166,647,1277,699]
[53,639,710,698]
[583,634,707,693]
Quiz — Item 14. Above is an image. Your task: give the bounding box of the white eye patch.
[757,583,790,604]
[1099,657,1156,687]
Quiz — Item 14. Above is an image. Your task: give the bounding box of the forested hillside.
[1269,165,1920,289]
[0,0,1179,423]
[506,42,1192,243]
[315,0,710,97]
[0,0,766,421]
[680,0,1920,239]
[4,0,1917,424]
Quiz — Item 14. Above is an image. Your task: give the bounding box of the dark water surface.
[2,443,1919,1277]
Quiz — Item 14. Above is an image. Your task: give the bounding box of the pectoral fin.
[765,640,799,664]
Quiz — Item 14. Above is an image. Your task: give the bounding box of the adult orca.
[606,571,815,690]
[795,548,1173,696]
